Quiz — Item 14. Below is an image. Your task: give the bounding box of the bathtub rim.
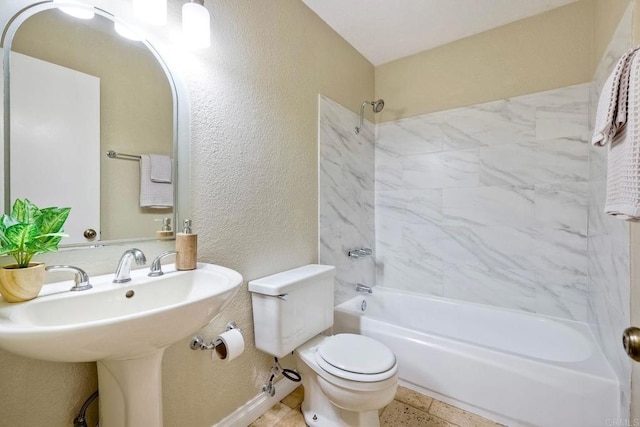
[334,286,618,380]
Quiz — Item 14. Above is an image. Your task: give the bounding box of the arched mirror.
[0,1,190,248]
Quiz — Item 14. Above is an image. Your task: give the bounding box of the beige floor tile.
[249,402,293,427]
[429,400,503,427]
[380,401,456,427]
[395,386,434,412]
[274,405,306,427]
[281,386,305,409]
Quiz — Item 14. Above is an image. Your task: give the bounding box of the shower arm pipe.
[355,101,370,134]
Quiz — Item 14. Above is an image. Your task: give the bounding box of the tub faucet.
[45,265,92,291]
[356,283,372,294]
[348,248,373,259]
[113,248,146,283]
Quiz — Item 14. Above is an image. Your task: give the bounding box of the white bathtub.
[333,288,619,427]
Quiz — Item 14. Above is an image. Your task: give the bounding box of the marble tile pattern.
[588,4,633,417]
[251,386,503,427]
[319,95,376,305]
[376,84,591,320]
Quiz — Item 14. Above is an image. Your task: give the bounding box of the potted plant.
[0,198,70,302]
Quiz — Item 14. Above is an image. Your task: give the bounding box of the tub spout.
[356,283,372,294]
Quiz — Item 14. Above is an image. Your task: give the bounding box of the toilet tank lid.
[248,264,335,296]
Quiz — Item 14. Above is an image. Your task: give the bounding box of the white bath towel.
[149,154,172,183]
[140,154,174,208]
[592,47,640,146]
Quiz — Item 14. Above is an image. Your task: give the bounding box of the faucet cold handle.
[149,251,178,277]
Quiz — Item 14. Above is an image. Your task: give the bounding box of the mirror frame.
[0,0,191,249]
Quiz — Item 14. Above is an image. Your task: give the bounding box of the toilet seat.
[315,334,397,382]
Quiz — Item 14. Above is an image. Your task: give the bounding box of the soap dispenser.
[156,217,173,239]
[176,219,197,270]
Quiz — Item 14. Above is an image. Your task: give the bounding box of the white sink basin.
[0,262,242,426]
[0,262,242,362]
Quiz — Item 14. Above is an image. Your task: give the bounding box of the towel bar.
[106,150,141,160]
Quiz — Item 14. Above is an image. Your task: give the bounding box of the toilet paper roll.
[213,328,245,363]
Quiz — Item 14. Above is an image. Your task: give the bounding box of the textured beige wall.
[375,0,594,122]
[0,0,374,426]
[12,9,173,242]
[161,0,372,423]
[593,0,632,71]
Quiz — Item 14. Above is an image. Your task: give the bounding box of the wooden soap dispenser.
[176,219,197,270]
[156,217,174,239]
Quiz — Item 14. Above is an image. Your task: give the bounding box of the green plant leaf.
[38,207,71,235]
[11,198,40,224]
[36,207,70,251]
[0,200,70,267]
[0,214,19,230]
[5,223,38,246]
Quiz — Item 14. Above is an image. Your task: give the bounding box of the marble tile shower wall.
[588,4,632,414]
[319,95,376,305]
[375,84,591,320]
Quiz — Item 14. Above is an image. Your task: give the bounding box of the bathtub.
[333,288,619,427]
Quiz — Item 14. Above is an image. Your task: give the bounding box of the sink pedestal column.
[97,349,166,427]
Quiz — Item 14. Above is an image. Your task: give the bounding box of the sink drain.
[125,290,135,298]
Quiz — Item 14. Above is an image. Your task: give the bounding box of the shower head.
[355,99,385,134]
[372,99,385,113]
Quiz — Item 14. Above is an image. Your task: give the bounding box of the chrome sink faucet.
[45,265,92,291]
[148,251,177,277]
[113,248,146,283]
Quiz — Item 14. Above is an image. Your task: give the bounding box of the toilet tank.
[248,264,335,358]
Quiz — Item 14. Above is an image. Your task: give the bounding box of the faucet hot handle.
[45,265,92,291]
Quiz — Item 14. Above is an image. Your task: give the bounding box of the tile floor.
[249,385,504,427]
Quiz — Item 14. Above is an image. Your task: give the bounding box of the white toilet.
[249,264,398,427]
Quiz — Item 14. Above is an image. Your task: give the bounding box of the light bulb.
[182,1,211,49]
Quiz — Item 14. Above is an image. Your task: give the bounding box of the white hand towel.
[149,154,172,183]
[140,154,174,208]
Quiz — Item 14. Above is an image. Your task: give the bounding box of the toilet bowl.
[248,265,398,427]
[295,334,398,427]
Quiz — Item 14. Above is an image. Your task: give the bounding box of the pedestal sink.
[0,262,242,427]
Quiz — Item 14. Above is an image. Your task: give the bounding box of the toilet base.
[299,368,381,427]
[301,406,380,427]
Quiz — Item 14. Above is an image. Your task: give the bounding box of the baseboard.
[214,378,299,427]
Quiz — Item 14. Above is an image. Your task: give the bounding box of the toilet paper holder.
[190,322,241,351]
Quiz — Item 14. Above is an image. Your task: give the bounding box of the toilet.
[249,264,398,427]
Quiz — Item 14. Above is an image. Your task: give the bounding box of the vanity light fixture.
[182,0,211,49]
[133,0,168,26]
[53,0,95,20]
